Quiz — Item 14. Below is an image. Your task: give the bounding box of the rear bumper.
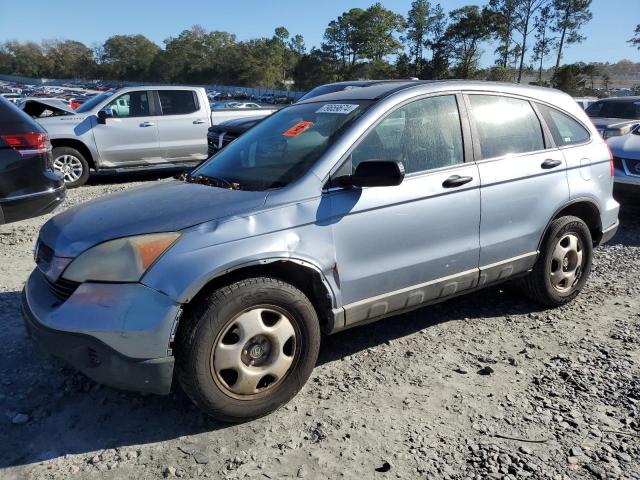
[21,270,180,395]
[0,183,65,224]
[599,220,619,245]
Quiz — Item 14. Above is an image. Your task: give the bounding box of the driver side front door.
[92,90,162,167]
[328,94,481,327]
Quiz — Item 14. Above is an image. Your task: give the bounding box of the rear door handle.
[193,119,207,124]
[140,121,155,127]
[442,175,473,188]
[541,159,562,169]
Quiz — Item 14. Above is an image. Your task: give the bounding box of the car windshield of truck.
[586,100,640,120]
[191,100,372,190]
[75,91,112,113]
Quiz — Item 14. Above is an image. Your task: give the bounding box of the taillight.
[1,132,51,156]
[606,144,614,177]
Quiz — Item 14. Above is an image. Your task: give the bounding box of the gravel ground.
[0,175,639,480]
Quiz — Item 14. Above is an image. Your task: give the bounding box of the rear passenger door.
[465,94,569,283]
[329,94,481,326]
[155,90,209,162]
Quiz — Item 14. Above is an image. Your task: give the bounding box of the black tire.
[522,215,593,307]
[52,146,90,188]
[176,277,321,422]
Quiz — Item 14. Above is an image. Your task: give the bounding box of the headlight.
[62,232,181,283]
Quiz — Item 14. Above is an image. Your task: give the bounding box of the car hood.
[209,115,264,134]
[40,180,268,258]
[590,117,640,129]
[608,131,640,160]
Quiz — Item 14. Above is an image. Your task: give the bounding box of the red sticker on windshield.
[283,121,314,137]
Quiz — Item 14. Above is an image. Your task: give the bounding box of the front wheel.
[176,277,321,422]
[52,146,90,188]
[522,216,593,307]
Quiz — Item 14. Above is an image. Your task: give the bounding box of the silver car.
[23,81,619,421]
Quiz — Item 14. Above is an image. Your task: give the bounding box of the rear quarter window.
[158,90,199,115]
[537,104,590,146]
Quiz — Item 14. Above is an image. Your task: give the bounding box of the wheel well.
[51,139,95,170]
[184,261,335,333]
[552,201,602,245]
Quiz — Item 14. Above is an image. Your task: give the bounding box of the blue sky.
[0,0,638,66]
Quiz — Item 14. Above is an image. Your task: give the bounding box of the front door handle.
[140,121,155,127]
[193,119,207,124]
[541,159,562,169]
[442,175,473,188]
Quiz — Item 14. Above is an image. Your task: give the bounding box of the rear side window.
[158,90,199,115]
[537,104,590,146]
[468,95,544,159]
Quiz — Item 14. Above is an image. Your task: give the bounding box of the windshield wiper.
[183,173,241,190]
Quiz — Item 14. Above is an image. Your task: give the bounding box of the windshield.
[192,100,371,190]
[586,100,640,120]
[75,91,113,113]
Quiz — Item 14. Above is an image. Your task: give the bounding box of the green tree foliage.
[552,62,585,94]
[42,40,94,79]
[0,2,614,89]
[531,5,555,82]
[405,0,432,77]
[445,6,491,79]
[513,0,551,83]
[629,24,640,50]
[163,26,237,84]
[486,0,519,68]
[552,0,592,70]
[101,34,161,81]
[426,4,449,79]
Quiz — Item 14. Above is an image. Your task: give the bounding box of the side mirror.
[348,160,405,187]
[97,108,113,124]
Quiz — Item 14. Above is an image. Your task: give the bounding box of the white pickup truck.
[31,86,276,187]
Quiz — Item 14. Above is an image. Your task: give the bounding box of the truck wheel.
[176,277,321,422]
[52,147,90,188]
[522,216,593,307]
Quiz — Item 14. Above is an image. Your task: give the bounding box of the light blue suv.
[23,81,619,421]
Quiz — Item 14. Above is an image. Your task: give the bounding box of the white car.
[232,102,262,109]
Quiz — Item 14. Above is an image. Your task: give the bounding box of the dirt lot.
[1,175,639,480]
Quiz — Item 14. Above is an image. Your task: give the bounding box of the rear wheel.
[522,216,593,306]
[52,146,90,188]
[176,277,320,422]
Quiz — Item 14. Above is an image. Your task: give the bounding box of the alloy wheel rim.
[550,233,584,293]
[211,306,297,399]
[53,155,83,183]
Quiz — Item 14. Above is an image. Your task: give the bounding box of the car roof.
[296,80,567,104]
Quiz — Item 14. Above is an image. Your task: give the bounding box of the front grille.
[44,274,80,301]
[207,131,238,156]
[624,158,640,177]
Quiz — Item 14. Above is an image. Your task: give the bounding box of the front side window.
[192,101,371,190]
[158,90,199,115]
[468,95,544,159]
[351,95,464,174]
[538,104,590,146]
[105,91,150,118]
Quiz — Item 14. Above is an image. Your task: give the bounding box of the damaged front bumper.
[21,269,181,395]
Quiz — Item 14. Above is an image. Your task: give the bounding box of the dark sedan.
[0,97,65,225]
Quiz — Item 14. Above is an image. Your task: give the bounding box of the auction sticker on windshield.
[283,121,314,137]
[316,104,359,114]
